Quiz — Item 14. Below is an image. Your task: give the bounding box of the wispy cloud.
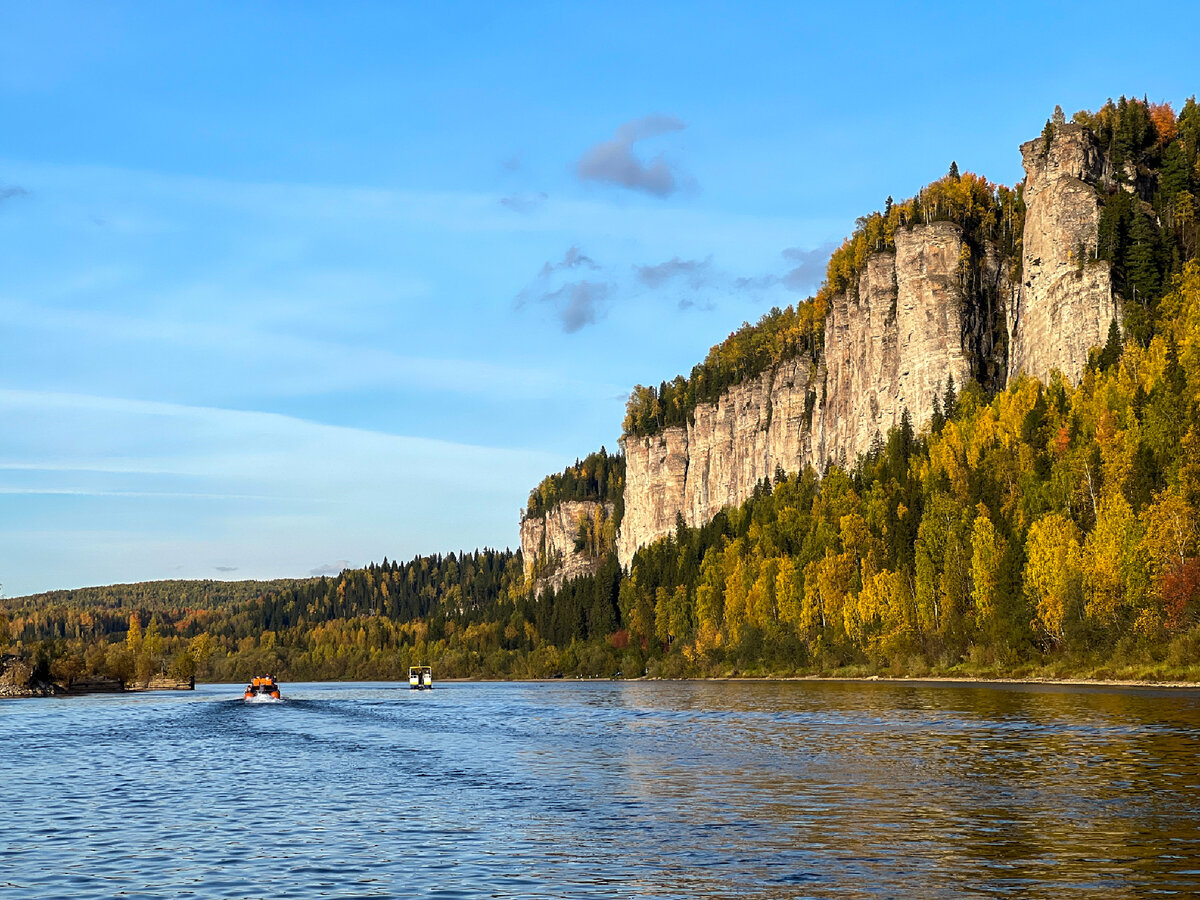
[635,256,714,290]
[543,281,610,332]
[499,191,548,214]
[516,246,612,332]
[0,184,28,204]
[631,244,836,313]
[538,245,597,276]
[577,115,688,196]
[516,239,838,334]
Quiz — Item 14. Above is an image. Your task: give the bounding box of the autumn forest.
[5,97,1200,686]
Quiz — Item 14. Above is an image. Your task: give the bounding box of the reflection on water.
[2,680,1199,898]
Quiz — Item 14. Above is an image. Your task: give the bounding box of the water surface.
[2,679,1199,898]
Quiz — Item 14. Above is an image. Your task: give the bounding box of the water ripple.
[3,680,1200,897]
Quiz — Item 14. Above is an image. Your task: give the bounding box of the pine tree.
[1160,142,1191,205]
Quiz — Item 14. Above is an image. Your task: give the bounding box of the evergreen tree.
[1097,318,1123,370]
[942,374,958,422]
[930,394,945,435]
[1126,206,1163,313]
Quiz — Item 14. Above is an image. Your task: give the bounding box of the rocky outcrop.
[1009,123,1118,382]
[521,500,615,593]
[618,222,981,565]
[819,223,977,469]
[0,654,61,698]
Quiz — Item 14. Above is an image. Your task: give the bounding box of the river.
[2,679,1199,898]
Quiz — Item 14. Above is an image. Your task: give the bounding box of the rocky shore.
[0,653,195,698]
[0,653,62,698]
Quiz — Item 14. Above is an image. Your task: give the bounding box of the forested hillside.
[5,97,1199,685]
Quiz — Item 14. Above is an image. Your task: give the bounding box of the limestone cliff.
[618,358,815,565]
[521,500,615,593]
[533,118,1124,568]
[618,221,984,565]
[1008,123,1118,382]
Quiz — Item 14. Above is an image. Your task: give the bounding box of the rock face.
[1009,123,1117,382]
[819,223,976,469]
[0,654,61,698]
[520,500,615,593]
[619,358,816,566]
[618,222,980,566]
[570,120,1123,567]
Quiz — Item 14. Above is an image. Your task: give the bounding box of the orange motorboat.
[243,675,281,701]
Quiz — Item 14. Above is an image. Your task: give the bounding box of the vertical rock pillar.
[1009,123,1117,382]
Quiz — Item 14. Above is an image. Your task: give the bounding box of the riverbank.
[749,674,1200,689]
[0,655,195,698]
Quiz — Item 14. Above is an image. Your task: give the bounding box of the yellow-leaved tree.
[970,511,1007,631]
[1083,494,1149,630]
[1025,513,1083,643]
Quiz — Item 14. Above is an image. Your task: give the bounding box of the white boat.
[408,666,432,690]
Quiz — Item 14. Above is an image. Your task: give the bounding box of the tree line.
[1076,97,1200,344]
[524,448,625,523]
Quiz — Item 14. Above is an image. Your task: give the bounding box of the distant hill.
[8,578,312,612]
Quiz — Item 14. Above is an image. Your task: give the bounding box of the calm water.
[3,680,1200,898]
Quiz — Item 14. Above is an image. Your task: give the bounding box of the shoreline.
[183,674,1200,690]
[718,674,1200,689]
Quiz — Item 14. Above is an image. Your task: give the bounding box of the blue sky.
[1,1,1197,596]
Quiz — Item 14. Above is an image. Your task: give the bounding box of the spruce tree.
[942,374,958,422]
[1160,142,1191,205]
[1097,318,1123,370]
[1126,208,1162,318]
